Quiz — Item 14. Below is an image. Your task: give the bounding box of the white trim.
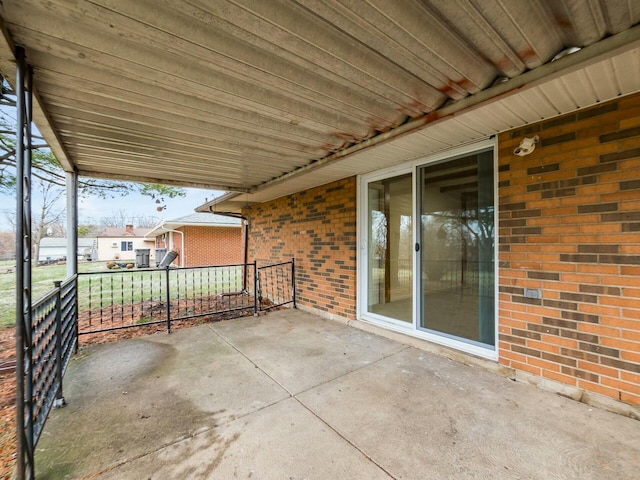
[492,142,500,357]
[359,313,499,360]
[357,138,498,360]
[356,177,362,321]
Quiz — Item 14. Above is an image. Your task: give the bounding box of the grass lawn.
[0,261,247,330]
[0,260,110,330]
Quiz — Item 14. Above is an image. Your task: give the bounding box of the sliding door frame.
[357,139,499,360]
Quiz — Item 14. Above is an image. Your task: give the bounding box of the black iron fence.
[28,275,77,452]
[17,259,295,480]
[258,260,296,310]
[77,260,296,336]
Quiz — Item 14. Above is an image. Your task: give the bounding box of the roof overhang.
[0,1,638,208]
[199,26,640,212]
[145,220,241,238]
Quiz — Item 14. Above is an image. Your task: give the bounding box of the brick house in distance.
[96,224,155,263]
[145,212,243,267]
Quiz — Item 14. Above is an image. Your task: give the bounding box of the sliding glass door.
[366,173,413,323]
[418,149,495,346]
[361,144,495,352]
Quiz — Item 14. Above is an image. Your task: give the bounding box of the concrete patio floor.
[36,309,640,479]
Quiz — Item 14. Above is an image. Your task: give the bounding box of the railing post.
[165,267,171,333]
[74,276,79,353]
[291,258,297,309]
[253,261,258,316]
[53,281,66,408]
[15,45,34,480]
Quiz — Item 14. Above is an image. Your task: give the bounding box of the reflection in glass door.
[367,174,413,323]
[419,150,495,346]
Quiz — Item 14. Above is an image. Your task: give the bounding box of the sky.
[0,185,222,232]
[75,186,219,226]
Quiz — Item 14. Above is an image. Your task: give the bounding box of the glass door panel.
[367,174,413,323]
[419,150,495,346]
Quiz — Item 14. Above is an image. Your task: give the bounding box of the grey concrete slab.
[94,397,392,480]
[211,308,408,394]
[35,325,289,479]
[34,310,640,479]
[298,347,640,480]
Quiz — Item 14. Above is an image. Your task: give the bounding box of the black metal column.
[291,258,297,309]
[165,267,171,333]
[15,45,34,480]
[53,281,66,408]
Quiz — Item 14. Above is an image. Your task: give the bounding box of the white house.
[96,224,155,263]
[38,237,97,263]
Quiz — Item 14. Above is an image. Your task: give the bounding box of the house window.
[121,241,133,251]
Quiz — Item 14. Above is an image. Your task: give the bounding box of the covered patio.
[3,2,640,478]
[36,309,640,479]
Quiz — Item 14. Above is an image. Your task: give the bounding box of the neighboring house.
[96,224,155,263]
[38,237,97,263]
[145,212,243,267]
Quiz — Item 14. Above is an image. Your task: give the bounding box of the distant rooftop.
[39,237,97,247]
[145,212,241,237]
[99,226,153,238]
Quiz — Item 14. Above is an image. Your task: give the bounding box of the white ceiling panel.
[0,0,637,207]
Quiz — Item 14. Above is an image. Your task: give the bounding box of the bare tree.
[133,216,162,228]
[7,178,67,264]
[33,180,66,264]
[0,231,14,261]
[99,211,161,229]
[99,209,131,228]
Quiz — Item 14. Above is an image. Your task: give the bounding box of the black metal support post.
[67,169,79,353]
[15,45,34,480]
[291,258,297,309]
[165,267,171,333]
[53,281,66,408]
[253,261,258,316]
[242,219,249,291]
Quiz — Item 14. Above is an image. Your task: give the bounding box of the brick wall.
[498,93,640,406]
[245,177,357,319]
[178,225,243,267]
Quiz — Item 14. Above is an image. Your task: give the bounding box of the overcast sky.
[0,185,221,232]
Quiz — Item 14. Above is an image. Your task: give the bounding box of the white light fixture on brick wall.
[514,135,539,156]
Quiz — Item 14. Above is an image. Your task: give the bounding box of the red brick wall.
[178,225,243,267]
[498,93,640,406]
[243,95,640,407]
[245,177,357,319]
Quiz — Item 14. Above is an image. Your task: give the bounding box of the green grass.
[0,261,247,330]
[0,261,112,329]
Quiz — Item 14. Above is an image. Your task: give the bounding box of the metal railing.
[77,263,258,335]
[258,259,296,310]
[28,275,77,449]
[77,260,296,336]
[17,260,295,480]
